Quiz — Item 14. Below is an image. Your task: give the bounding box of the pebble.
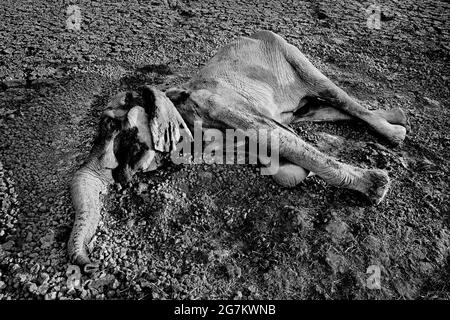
[248,285,257,293]
[44,292,57,300]
[1,240,14,251]
[162,192,174,200]
[423,97,440,108]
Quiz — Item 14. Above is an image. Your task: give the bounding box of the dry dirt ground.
[0,0,449,300]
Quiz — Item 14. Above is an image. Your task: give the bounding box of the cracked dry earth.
[0,0,449,300]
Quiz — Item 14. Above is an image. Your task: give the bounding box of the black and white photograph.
[0,0,449,309]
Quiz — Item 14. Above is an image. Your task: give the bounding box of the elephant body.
[68,31,407,271]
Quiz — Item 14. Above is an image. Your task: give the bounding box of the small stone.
[326,250,346,273]
[225,264,234,278]
[1,240,14,251]
[162,192,174,200]
[325,219,349,241]
[40,230,55,249]
[37,284,49,295]
[419,262,433,274]
[424,97,440,108]
[235,266,242,278]
[127,219,135,228]
[107,290,116,298]
[28,283,38,293]
[80,289,91,300]
[38,272,50,285]
[248,285,257,293]
[44,292,57,300]
[137,183,148,194]
[198,171,213,182]
[17,273,28,283]
[66,265,81,290]
[26,232,33,242]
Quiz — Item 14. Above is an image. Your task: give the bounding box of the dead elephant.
[68,31,407,272]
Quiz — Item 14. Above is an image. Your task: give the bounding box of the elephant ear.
[94,115,121,169]
[140,85,192,153]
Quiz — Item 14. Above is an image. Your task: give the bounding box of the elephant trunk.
[67,158,112,272]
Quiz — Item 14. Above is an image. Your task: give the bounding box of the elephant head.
[68,86,190,272]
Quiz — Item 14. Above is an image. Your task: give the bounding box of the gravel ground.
[0,0,449,300]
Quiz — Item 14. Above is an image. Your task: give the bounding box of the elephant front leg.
[258,129,389,203]
[276,128,390,204]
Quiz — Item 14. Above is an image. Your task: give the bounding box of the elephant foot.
[360,169,391,205]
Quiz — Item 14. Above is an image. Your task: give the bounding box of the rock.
[225,264,242,279]
[248,285,257,293]
[399,157,409,169]
[80,289,91,300]
[28,282,38,293]
[137,182,148,195]
[44,291,57,300]
[126,219,135,228]
[424,97,440,108]
[326,250,347,274]
[36,284,49,295]
[419,262,433,274]
[325,218,349,241]
[17,273,28,283]
[225,264,234,278]
[88,274,115,291]
[233,290,243,300]
[208,249,230,262]
[112,279,120,289]
[1,240,14,251]
[39,230,55,249]
[364,235,382,252]
[161,192,174,200]
[198,171,213,182]
[66,265,81,290]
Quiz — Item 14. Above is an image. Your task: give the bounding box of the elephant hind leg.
[315,86,406,145]
[291,97,407,127]
[271,163,390,205]
[373,107,407,127]
[272,33,406,144]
